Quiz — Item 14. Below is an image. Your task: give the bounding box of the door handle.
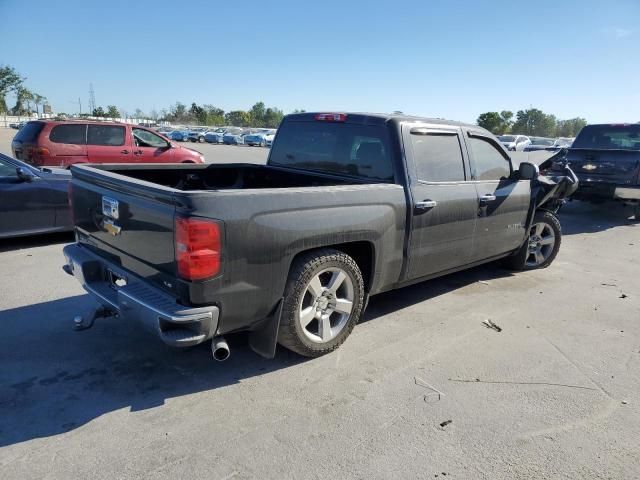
[120,149,130,154]
[479,194,497,203]
[133,150,143,155]
[415,200,437,210]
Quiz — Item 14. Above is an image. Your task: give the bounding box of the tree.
[249,101,266,127]
[555,117,587,137]
[134,108,145,119]
[11,86,33,115]
[511,108,556,137]
[92,106,105,117]
[106,105,120,118]
[189,102,207,124]
[32,93,46,116]
[476,110,514,134]
[224,110,250,126]
[0,65,24,114]
[263,107,284,128]
[203,104,224,125]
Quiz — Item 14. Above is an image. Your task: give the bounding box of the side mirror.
[16,167,36,182]
[518,161,539,181]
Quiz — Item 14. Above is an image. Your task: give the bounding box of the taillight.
[315,113,347,122]
[35,146,50,158]
[175,217,221,281]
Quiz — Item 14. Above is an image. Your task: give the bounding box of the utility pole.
[88,83,96,115]
[78,97,82,116]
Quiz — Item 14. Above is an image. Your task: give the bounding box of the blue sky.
[1,0,638,123]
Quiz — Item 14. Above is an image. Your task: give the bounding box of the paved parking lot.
[1,128,639,479]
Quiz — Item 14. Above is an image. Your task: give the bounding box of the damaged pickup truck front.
[62,112,578,361]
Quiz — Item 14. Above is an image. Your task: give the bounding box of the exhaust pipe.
[211,336,230,361]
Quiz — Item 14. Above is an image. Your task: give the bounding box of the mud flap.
[248,298,284,359]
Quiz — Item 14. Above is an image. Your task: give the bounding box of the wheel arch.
[287,241,376,294]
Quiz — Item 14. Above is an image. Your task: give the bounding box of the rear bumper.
[63,243,219,347]
[574,181,640,201]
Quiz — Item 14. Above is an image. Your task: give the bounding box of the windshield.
[269,121,394,181]
[498,135,515,142]
[572,125,640,150]
[530,137,554,146]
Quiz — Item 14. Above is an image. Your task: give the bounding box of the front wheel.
[278,249,365,357]
[503,211,561,270]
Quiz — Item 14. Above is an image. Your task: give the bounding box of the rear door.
[403,123,478,279]
[87,124,132,163]
[131,127,175,163]
[464,131,529,261]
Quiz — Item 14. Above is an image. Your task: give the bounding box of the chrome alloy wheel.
[526,221,556,267]
[298,267,355,343]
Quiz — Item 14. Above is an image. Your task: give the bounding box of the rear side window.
[572,124,640,150]
[50,124,87,145]
[87,125,125,146]
[270,122,394,181]
[410,132,465,182]
[13,122,44,143]
[467,136,511,181]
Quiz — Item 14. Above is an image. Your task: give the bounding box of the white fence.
[0,114,162,128]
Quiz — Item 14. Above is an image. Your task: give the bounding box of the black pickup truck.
[62,112,577,360]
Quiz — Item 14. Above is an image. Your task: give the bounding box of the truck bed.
[84,163,368,191]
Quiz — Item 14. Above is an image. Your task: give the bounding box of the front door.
[87,124,132,163]
[132,128,175,162]
[464,131,530,261]
[404,124,478,280]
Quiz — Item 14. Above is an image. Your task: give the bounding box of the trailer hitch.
[73,305,118,331]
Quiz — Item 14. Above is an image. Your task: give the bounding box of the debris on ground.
[439,420,452,428]
[622,400,628,405]
[482,319,502,332]
[415,376,445,402]
[619,293,628,299]
[601,283,617,287]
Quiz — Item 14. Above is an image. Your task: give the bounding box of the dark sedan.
[0,153,72,238]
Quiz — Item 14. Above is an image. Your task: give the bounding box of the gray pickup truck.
[62,112,577,361]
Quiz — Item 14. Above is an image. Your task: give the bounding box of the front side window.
[410,132,465,182]
[468,136,511,181]
[49,124,87,144]
[133,128,169,148]
[0,158,17,177]
[87,125,125,146]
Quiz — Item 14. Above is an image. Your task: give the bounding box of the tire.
[260,139,266,147]
[198,136,205,143]
[503,211,561,270]
[278,249,365,357]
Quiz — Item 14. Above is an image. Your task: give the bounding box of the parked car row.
[497,134,575,152]
[149,125,277,147]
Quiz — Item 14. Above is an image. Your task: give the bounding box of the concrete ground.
[0,127,639,479]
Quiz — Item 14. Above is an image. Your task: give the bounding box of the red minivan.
[11,120,205,167]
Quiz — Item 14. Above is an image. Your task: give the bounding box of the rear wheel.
[198,136,205,143]
[278,249,365,357]
[503,211,561,270]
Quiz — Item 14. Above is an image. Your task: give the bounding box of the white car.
[264,130,276,147]
[497,134,531,151]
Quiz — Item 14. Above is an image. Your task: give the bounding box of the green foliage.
[476,111,514,134]
[106,105,120,118]
[555,117,587,137]
[224,110,251,126]
[0,65,24,113]
[92,106,105,117]
[478,108,588,138]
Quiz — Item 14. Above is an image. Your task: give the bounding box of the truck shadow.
[0,264,512,448]
[559,201,638,235]
[0,232,74,253]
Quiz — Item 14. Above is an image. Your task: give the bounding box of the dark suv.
[11,120,205,168]
[566,123,640,217]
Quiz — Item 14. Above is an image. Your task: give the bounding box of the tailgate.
[567,149,640,185]
[70,165,178,291]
